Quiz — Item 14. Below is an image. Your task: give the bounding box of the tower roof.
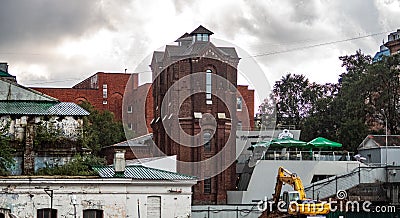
[175,32,191,42]
[190,25,214,35]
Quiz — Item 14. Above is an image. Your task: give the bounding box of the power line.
[245,31,390,58]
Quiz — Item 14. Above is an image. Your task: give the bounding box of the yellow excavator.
[261,167,330,218]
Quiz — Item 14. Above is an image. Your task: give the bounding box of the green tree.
[79,102,126,154]
[364,54,400,135]
[259,73,327,130]
[300,83,339,141]
[36,154,105,176]
[0,120,15,175]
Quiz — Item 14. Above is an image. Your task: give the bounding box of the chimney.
[114,149,126,175]
[0,63,8,73]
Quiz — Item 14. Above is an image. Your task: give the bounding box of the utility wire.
[245,31,390,58]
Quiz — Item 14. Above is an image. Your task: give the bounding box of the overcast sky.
[1,0,400,91]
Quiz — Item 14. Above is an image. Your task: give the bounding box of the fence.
[191,205,262,218]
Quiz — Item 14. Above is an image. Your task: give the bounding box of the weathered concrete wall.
[0,178,195,218]
[1,115,84,141]
[1,115,84,175]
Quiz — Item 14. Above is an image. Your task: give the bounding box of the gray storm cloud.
[0,0,399,88]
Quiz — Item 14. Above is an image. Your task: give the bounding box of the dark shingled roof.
[190,25,214,35]
[175,32,191,42]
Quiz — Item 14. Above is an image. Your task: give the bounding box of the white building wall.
[228,160,363,204]
[0,178,195,218]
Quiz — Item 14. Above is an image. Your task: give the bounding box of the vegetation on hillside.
[258,52,400,151]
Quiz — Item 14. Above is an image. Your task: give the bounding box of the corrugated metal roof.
[0,101,89,116]
[47,102,90,116]
[93,165,197,180]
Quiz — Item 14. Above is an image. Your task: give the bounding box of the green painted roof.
[0,70,14,77]
[93,165,197,180]
[0,101,89,116]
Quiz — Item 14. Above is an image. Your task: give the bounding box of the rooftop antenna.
[125,68,127,74]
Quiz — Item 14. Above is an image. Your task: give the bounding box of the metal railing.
[192,205,262,218]
[304,166,386,200]
[261,150,354,161]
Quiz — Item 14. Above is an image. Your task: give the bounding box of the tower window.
[204,178,212,193]
[237,97,243,111]
[204,131,212,152]
[195,34,209,42]
[206,69,212,104]
[237,120,242,131]
[102,84,108,98]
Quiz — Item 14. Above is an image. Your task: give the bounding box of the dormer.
[190,25,214,43]
[175,32,192,47]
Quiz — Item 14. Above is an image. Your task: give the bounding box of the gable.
[0,79,57,101]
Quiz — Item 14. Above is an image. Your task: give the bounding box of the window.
[102,84,107,98]
[127,106,133,113]
[204,178,212,193]
[127,123,132,130]
[195,34,209,42]
[196,34,202,41]
[237,121,242,131]
[237,97,243,111]
[37,208,57,218]
[102,100,107,105]
[206,69,212,104]
[83,209,103,218]
[204,132,212,152]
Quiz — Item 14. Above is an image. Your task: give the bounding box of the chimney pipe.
[114,149,126,174]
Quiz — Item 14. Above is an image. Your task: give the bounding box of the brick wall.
[123,83,154,136]
[237,85,255,130]
[152,58,237,204]
[32,72,136,121]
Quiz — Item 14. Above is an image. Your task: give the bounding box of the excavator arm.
[272,166,306,204]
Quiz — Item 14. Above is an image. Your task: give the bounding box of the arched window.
[205,69,212,104]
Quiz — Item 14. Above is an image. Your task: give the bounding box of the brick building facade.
[32,72,137,121]
[150,25,248,204]
[385,29,400,55]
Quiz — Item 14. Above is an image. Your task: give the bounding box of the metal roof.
[93,165,197,180]
[189,25,214,35]
[0,101,89,116]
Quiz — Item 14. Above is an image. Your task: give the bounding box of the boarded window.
[147,196,161,218]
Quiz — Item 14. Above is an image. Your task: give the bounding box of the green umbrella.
[307,137,342,149]
[254,137,307,148]
[272,137,307,147]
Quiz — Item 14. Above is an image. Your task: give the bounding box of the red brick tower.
[150,25,240,204]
